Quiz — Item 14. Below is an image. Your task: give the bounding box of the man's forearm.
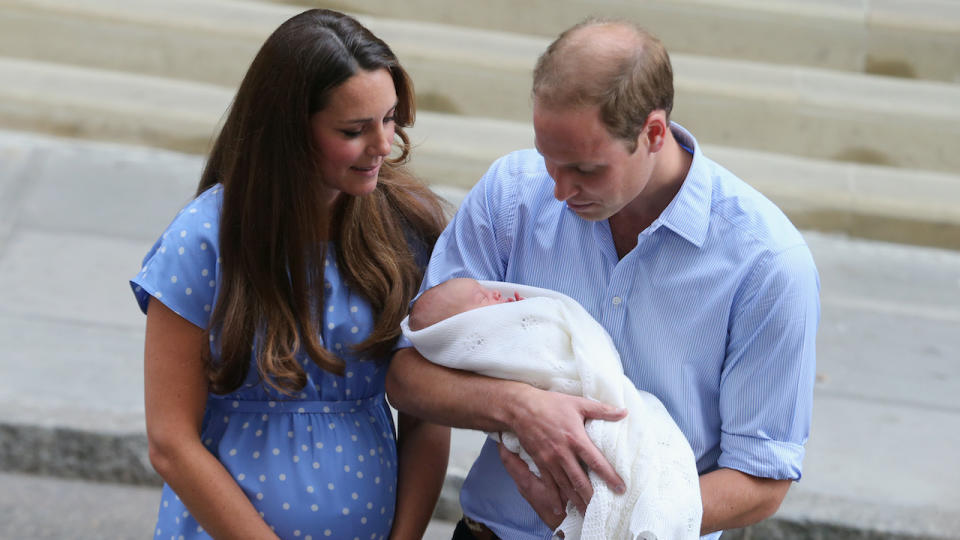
[387,347,629,518]
[698,468,791,534]
[386,347,527,433]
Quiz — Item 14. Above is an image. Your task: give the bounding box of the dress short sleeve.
[130,185,222,329]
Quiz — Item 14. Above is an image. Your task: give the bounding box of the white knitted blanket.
[401,282,702,540]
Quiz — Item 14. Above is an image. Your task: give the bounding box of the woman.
[130,9,449,539]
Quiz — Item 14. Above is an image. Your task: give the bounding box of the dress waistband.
[207,393,385,414]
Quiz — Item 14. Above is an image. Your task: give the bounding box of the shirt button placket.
[598,293,626,337]
[601,269,629,335]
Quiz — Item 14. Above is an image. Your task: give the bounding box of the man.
[388,17,819,540]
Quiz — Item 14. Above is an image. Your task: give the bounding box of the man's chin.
[567,204,608,221]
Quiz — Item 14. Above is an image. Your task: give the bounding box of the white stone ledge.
[1,57,958,248]
[264,0,960,82]
[2,0,959,173]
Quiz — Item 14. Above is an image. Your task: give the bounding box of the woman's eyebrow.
[341,102,398,124]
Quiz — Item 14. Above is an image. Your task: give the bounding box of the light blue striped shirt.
[421,124,820,539]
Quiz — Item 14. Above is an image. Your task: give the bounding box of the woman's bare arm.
[389,412,450,539]
[144,298,278,539]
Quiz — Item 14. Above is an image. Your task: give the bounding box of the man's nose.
[552,172,577,202]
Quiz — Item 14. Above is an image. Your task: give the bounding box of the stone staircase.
[2,0,960,248]
[275,0,960,83]
[1,1,959,538]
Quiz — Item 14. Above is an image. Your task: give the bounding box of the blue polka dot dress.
[131,185,398,540]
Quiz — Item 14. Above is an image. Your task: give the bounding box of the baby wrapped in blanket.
[400,278,702,540]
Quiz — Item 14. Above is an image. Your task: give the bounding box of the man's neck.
[609,129,693,258]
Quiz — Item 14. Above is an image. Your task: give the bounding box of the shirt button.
[612,296,622,305]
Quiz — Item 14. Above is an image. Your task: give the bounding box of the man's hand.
[498,443,566,529]
[506,386,626,514]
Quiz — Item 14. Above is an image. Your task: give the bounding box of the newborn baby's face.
[464,280,511,310]
[449,279,523,313]
[409,279,525,331]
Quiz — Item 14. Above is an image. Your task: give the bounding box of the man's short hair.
[532,17,674,152]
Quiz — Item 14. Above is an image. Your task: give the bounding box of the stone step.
[2,0,960,174]
[1,57,958,250]
[272,0,960,83]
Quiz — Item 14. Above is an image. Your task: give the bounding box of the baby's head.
[408,278,518,331]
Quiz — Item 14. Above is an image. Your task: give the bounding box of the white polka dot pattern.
[130,185,399,539]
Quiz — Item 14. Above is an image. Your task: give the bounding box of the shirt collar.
[647,122,712,248]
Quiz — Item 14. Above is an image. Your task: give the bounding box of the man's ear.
[639,110,668,153]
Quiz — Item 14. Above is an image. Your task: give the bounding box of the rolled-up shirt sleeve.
[718,243,821,480]
[397,156,519,349]
[423,155,520,290]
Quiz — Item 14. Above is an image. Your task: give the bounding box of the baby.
[401,279,702,540]
[407,277,523,331]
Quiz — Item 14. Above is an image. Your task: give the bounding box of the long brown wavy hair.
[196,9,447,396]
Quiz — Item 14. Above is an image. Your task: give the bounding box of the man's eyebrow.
[534,140,596,168]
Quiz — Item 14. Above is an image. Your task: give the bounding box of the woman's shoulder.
[151,184,223,260]
[177,183,224,225]
[158,184,224,247]
[129,184,224,327]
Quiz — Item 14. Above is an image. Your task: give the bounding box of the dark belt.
[453,516,500,540]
